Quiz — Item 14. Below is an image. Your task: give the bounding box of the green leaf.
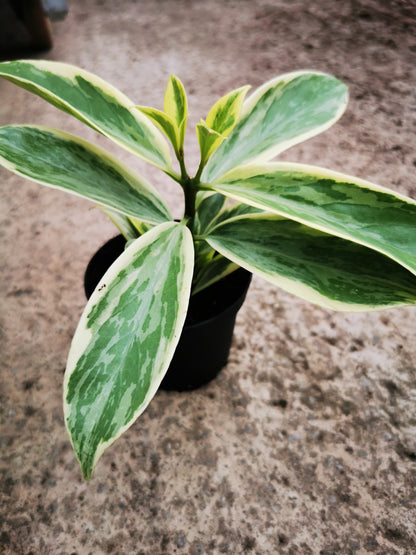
[64,222,194,480]
[0,59,171,170]
[202,71,348,182]
[97,207,141,241]
[214,201,264,227]
[164,75,188,138]
[206,85,250,137]
[0,125,172,225]
[196,121,225,165]
[194,192,228,235]
[179,117,187,149]
[206,214,416,311]
[98,209,154,241]
[129,219,153,236]
[194,238,215,264]
[193,239,216,284]
[192,253,239,295]
[137,106,180,155]
[206,162,416,276]
[192,232,239,295]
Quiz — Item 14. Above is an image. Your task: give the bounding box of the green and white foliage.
[137,75,188,159]
[202,71,349,182]
[64,223,193,480]
[0,125,171,225]
[0,60,172,170]
[1,61,415,479]
[206,214,416,312]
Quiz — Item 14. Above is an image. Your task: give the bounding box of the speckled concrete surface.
[1,1,416,553]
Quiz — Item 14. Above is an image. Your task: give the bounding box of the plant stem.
[183,178,197,221]
[194,159,205,183]
[178,149,188,181]
[177,149,200,231]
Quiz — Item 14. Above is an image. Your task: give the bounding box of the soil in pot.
[84,235,252,391]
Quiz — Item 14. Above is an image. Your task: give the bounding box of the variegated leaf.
[97,207,141,241]
[205,162,416,275]
[194,238,215,266]
[136,106,180,155]
[194,192,228,235]
[0,60,172,170]
[206,85,251,137]
[179,118,187,148]
[202,71,348,182]
[192,253,239,295]
[214,201,264,227]
[164,75,188,140]
[0,125,172,225]
[206,214,416,311]
[196,122,225,165]
[99,209,154,241]
[64,222,194,480]
[130,219,153,236]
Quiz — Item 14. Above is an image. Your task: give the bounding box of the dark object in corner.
[0,0,68,58]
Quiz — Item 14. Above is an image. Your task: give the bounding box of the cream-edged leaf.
[206,162,416,276]
[206,214,416,311]
[164,75,188,132]
[0,125,172,224]
[0,59,172,170]
[202,71,348,182]
[64,222,194,479]
[206,85,250,137]
[137,106,180,154]
[196,121,225,165]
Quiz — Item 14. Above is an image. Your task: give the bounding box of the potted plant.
[1,60,415,480]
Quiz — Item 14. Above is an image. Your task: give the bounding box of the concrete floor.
[1,0,416,553]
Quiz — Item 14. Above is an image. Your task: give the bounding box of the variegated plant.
[1,60,416,480]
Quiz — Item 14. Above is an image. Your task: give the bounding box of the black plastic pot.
[84,235,252,391]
